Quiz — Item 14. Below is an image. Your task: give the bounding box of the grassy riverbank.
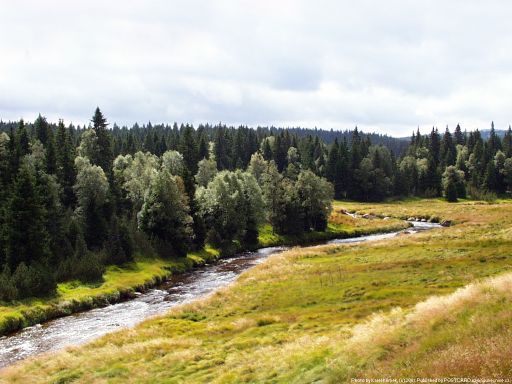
[3,198,512,382]
[0,208,406,337]
[0,248,220,336]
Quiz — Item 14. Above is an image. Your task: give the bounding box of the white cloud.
[0,0,511,135]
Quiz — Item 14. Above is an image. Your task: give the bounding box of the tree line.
[1,110,511,301]
[0,109,333,301]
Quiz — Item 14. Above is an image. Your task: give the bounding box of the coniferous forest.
[1,108,511,301]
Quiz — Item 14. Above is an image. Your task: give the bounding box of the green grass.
[3,199,512,382]
[258,218,408,247]
[0,247,220,336]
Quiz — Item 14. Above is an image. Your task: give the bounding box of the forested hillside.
[0,108,511,302]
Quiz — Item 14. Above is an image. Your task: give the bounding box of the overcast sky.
[1,0,511,136]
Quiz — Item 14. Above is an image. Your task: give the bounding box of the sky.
[1,0,512,136]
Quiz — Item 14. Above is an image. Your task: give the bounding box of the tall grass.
[328,272,512,381]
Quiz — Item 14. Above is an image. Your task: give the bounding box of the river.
[0,221,440,368]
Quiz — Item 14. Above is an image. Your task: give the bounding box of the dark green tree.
[55,120,77,207]
[91,107,113,174]
[5,163,50,269]
[503,126,512,158]
[454,124,465,146]
[440,127,456,167]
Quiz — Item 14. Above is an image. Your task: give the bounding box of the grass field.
[2,198,512,382]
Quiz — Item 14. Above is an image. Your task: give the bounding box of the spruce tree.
[214,126,232,170]
[262,139,272,161]
[440,127,456,167]
[198,134,209,160]
[503,126,512,158]
[16,120,30,159]
[454,124,465,145]
[325,139,339,185]
[6,163,50,269]
[273,133,287,172]
[91,107,113,174]
[34,114,51,146]
[45,129,57,175]
[483,160,498,191]
[179,124,199,175]
[55,120,77,207]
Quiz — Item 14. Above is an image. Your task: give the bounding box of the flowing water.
[0,221,440,368]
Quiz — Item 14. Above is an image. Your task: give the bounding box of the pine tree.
[198,134,209,160]
[34,114,51,146]
[486,121,501,159]
[214,126,232,170]
[454,124,465,145]
[91,107,113,174]
[440,126,456,167]
[429,127,441,167]
[325,139,339,184]
[16,120,30,159]
[273,133,287,172]
[6,163,50,269]
[45,129,57,175]
[262,139,272,161]
[503,126,512,158]
[156,135,168,157]
[483,160,498,191]
[55,120,76,207]
[179,124,199,175]
[126,132,136,154]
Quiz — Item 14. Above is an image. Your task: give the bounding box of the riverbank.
[0,248,220,336]
[4,199,511,383]
[0,208,407,337]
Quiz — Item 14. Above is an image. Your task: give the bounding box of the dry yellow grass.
[331,272,512,381]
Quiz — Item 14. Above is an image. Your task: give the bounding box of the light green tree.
[113,151,159,209]
[247,152,268,186]
[195,158,218,187]
[161,150,185,176]
[296,170,334,231]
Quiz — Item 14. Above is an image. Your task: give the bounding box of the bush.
[423,188,440,198]
[467,185,497,202]
[0,268,18,301]
[57,252,105,283]
[7,262,57,299]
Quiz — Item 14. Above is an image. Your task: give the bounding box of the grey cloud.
[1,0,512,136]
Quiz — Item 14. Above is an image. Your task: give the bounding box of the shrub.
[467,186,497,202]
[0,268,18,301]
[11,262,56,299]
[57,253,105,283]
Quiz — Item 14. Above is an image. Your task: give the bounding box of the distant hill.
[479,129,508,139]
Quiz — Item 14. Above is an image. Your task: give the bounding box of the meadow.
[2,199,512,382]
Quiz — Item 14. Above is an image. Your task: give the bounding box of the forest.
[1,108,511,301]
